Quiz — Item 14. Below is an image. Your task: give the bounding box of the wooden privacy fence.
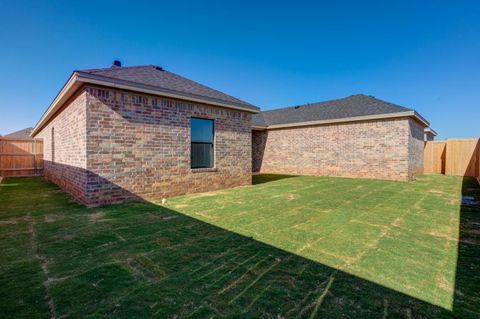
[0,138,43,177]
[424,138,480,177]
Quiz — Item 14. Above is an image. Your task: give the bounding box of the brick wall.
[408,119,425,179]
[36,86,252,206]
[252,130,268,173]
[252,118,425,181]
[36,90,88,204]
[424,132,435,141]
[84,86,252,206]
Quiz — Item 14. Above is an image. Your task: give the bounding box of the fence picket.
[0,138,44,177]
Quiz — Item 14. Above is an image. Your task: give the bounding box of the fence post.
[33,139,37,176]
[0,140,3,177]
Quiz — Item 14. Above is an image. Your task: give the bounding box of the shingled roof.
[78,65,258,112]
[32,63,260,136]
[253,94,427,128]
[4,127,33,139]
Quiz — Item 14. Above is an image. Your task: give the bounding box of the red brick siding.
[408,119,425,179]
[84,86,252,206]
[252,130,267,173]
[36,90,88,204]
[252,118,423,181]
[424,132,435,141]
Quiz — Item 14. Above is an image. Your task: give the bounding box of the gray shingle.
[253,94,413,126]
[252,112,267,127]
[4,127,33,139]
[79,65,258,112]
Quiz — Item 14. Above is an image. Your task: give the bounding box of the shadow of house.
[252,129,267,173]
[252,173,299,185]
[453,177,480,317]
[2,170,480,317]
[42,160,144,207]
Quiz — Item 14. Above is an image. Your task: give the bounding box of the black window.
[191,118,214,168]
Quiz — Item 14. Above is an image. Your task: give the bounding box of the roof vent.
[112,60,122,68]
[154,66,164,71]
[294,105,301,109]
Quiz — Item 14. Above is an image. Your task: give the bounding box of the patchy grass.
[0,175,479,318]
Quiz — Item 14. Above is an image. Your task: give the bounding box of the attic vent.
[294,106,301,109]
[112,60,122,67]
[155,66,164,71]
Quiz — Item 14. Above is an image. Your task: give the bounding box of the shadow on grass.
[252,173,299,185]
[1,176,479,318]
[453,177,480,317]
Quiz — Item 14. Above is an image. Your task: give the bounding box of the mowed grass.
[0,174,479,318]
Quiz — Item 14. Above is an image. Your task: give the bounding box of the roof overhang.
[32,71,259,137]
[424,127,438,136]
[252,111,429,131]
[252,125,268,130]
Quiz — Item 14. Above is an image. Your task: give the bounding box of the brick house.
[32,62,431,206]
[31,62,259,206]
[252,94,429,181]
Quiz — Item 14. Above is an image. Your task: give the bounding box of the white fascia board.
[31,73,81,136]
[424,127,438,136]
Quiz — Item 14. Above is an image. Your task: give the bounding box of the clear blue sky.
[1,1,479,139]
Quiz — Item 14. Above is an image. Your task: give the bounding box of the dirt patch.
[89,211,105,223]
[435,273,453,292]
[187,192,219,199]
[44,214,64,223]
[0,220,18,225]
[392,218,402,227]
[171,204,189,209]
[287,194,297,201]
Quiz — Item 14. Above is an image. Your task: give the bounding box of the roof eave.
[31,72,82,137]
[77,71,259,113]
[424,127,438,136]
[32,71,259,136]
[257,111,430,130]
[252,125,268,130]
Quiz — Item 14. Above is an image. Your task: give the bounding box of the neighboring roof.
[32,63,259,136]
[253,94,429,129]
[79,65,258,112]
[4,127,34,139]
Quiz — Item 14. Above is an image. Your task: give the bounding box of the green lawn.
[0,174,479,318]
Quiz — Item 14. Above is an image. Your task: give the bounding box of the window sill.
[191,167,218,173]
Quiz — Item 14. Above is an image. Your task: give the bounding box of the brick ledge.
[191,167,218,173]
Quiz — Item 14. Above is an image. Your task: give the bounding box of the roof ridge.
[259,94,364,114]
[363,95,412,111]
[259,94,411,114]
[79,64,159,73]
